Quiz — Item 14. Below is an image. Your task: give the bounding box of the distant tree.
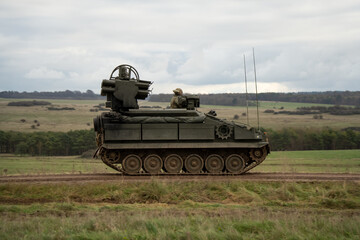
[15,142,28,155]
[0,90,104,100]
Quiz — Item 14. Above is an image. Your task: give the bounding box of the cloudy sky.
[1,0,359,94]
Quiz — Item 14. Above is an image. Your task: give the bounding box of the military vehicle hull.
[94,108,269,175]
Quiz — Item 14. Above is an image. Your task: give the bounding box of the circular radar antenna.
[110,64,140,80]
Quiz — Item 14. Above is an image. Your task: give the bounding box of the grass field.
[1,98,359,132]
[1,149,359,176]
[0,98,103,132]
[200,103,360,130]
[0,155,111,175]
[1,150,360,239]
[0,180,359,239]
[1,98,359,239]
[256,150,360,173]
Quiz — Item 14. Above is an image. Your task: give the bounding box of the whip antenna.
[243,54,249,125]
[252,48,260,130]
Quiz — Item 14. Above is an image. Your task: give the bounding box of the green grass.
[0,155,114,175]
[0,180,359,207]
[1,150,359,240]
[0,181,359,239]
[1,98,359,239]
[1,149,359,176]
[0,205,359,240]
[256,149,360,173]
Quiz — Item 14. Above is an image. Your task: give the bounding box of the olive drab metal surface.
[94,64,270,175]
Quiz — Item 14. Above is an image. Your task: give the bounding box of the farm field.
[1,98,359,132]
[1,149,360,176]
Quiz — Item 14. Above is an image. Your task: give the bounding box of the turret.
[100,64,152,112]
[93,63,269,176]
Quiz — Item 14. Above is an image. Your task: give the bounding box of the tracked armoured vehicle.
[94,64,269,175]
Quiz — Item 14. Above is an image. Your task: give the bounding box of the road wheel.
[184,154,203,173]
[164,154,183,173]
[143,154,162,174]
[205,154,224,173]
[225,154,245,173]
[122,154,142,174]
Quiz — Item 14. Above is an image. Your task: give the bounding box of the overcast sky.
[1,0,359,94]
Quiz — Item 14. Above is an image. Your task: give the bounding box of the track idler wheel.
[164,154,183,173]
[104,149,120,163]
[143,154,163,174]
[184,154,203,173]
[205,154,224,173]
[225,154,245,173]
[249,147,268,164]
[122,154,142,174]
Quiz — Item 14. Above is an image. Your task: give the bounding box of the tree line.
[265,128,360,151]
[0,128,359,156]
[149,93,256,106]
[254,91,360,106]
[149,91,360,106]
[0,90,104,100]
[1,90,359,106]
[0,130,96,155]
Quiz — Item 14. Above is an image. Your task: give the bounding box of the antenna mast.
[243,54,249,125]
[253,48,260,130]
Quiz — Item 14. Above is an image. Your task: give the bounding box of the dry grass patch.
[1,98,359,132]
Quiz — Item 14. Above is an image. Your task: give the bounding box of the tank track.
[95,146,269,176]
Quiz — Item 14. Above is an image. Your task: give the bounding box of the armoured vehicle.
[94,64,269,175]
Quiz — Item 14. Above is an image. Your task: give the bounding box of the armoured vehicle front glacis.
[94,64,269,175]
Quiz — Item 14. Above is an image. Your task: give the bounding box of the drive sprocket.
[215,124,233,139]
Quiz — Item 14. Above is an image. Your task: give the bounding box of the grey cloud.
[0,0,360,93]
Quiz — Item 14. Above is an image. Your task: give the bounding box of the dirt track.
[1,172,360,183]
